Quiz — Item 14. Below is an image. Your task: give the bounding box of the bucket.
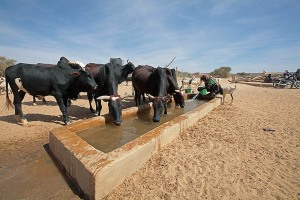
[197,87,207,95]
[200,89,207,95]
[185,89,192,93]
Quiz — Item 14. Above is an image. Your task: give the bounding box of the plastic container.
[185,89,192,93]
[197,87,207,95]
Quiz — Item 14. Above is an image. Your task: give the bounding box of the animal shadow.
[0,104,96,126]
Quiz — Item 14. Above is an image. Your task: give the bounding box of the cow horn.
[74,61,86,69]
[147,94,154,99]
[111,96,120,101]
[97,95,110,100]
[174,90,180,93]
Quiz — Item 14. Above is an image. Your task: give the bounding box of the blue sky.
[1,0,300,73]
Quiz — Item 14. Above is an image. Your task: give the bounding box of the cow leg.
[96,100,102,116]
[53,93,71,125]
[137,95,140,106]
[134,91,140,106]
[142,93,147,103]
[94,95,101,115]
[67,99,72,107]
[131,86,134,96]
[33,96,37,106]
[87,92,95,113]
[14,91,28,126]
[163,101,167,114]
[63,97,69,108]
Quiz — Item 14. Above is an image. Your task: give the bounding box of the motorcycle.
[273,74,300,89]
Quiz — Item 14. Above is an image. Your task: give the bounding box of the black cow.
[5,57,97,126]
[135,65,185,113]
[30,62,82,106]
[134,67,184,109]
[85,61,135,126]
[164,68,185,108]
[133,65,183,122]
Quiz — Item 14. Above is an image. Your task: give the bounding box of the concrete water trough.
[49,97,221,199]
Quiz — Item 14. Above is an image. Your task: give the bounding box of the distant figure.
[264,74,272,83]
[283,70,290,79]
[263,70,267,75]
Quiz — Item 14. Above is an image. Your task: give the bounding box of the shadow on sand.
[0,104,96,126]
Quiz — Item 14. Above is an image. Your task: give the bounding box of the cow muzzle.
[114,120,122,126]
[92,85,98,90]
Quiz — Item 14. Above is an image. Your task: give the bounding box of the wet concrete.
[0,145,81,200]
[0,102,201,199]
[77,100,205,153]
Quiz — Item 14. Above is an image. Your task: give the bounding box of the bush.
[0,56,17,77]
[210,66,231,78]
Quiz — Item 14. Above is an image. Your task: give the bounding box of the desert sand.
[0,80,299,199]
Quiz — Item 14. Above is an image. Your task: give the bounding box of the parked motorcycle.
[273,74,300,89]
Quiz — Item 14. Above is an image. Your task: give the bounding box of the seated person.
[200,74,223,98]
[283,70,290,79]
[264,74,272,83]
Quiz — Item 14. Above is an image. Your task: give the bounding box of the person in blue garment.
[283,70,290,79]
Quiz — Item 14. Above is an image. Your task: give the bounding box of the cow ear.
[98,65,107,87]
[70,71,81,77]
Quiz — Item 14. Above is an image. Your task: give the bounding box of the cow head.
[68,69,98,99]
[60,56,70,63]
[97,95,122,126]
[173,89,185,108]
[148,94,169,122]
[117,61,135,84]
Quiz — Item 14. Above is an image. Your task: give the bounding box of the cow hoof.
[64,118,72,125]
[15,115,21,122]
[33,103,37,106]
[114,121,122,126]
[21,119,29,127]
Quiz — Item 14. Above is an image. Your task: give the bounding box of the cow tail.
[5,76,14,110]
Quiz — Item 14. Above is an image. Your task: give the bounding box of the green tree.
[0,56,17,77]
[210,66,231,78]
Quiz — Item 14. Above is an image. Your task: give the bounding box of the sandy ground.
[0,80,299,199]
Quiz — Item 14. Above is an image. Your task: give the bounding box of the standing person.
[200,74,222,97]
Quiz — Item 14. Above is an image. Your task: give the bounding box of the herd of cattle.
[2,57,185,127]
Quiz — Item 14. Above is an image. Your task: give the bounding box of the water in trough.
[77,99,205,153]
